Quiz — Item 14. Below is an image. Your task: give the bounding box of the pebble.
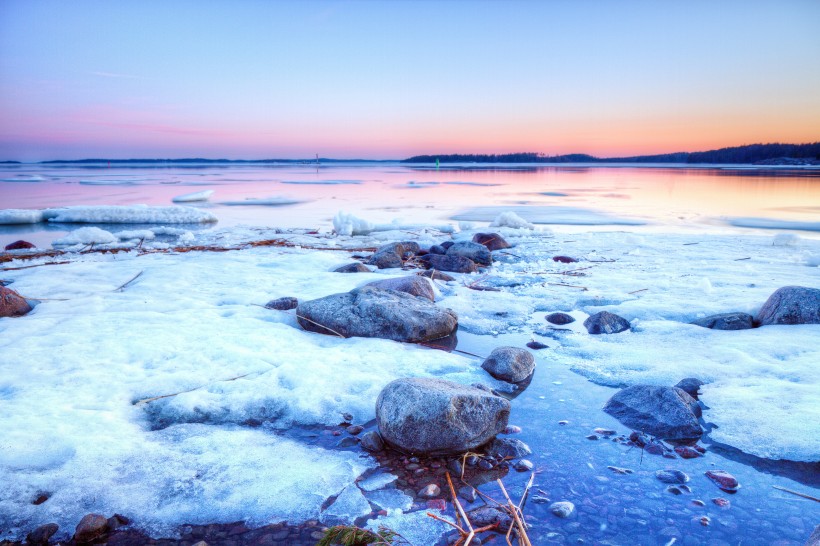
[558,420,569,425]
[514,459,534,472]
[675,445,703,459]
[586,434,599,440]
[549,501,575,518]
[526,341,549,350]
[341,412,353,422]
[477,458,494,470]
[406,463,420,470]
[346,425,363,435]
[705,470,740,493]
[655,469,690,484]
[666,486,683,495]
[502,424,522,434]
[712,497,731,508]
[546,312,576,325]
[448,459,463,476]
[74,513,109,543]
[458,485,477,503]
[607,466,633,475]
[691,499,706,507]
[698,516,711,527]
[360,431,384,452]
[26,523,59,545]
[418,484,440,498]
[465,455,479,466]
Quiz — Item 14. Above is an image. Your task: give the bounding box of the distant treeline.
[403,142,820,164]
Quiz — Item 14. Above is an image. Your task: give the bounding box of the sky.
[1,0,819,161]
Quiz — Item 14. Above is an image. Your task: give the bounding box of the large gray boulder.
[376,378,510,454]
[691,312,754,330]
[603,385,702,441]
[446,241,493,266]
[296,287,457,342]
[584,311,630,334]
[364,276,435,301]
[481,347,535,383]
[756,286,820,326]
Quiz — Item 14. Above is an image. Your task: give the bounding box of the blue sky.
[1,0,818,160]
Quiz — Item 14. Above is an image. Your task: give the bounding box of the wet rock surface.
[756,285,820,325]
[583,310,631,334]
[296,287,457,342]
[419,253,479,273]
[376,378,510,454]
[603,385,702,441]
[471,232,511,251]
[546,312,575,325]
[691,312,754,330]
[0,285,32,318]
[445,241,493,266]
[480,346,535,383]
[73,514,109,543]
[417,269,456,282]
[367,241,419,269]
[333,262,370,273]
[364,275,436,301]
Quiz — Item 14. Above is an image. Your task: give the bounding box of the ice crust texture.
[0,205,216,224]
[1,222,819,540]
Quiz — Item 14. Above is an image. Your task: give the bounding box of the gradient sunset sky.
[1,0,818,161]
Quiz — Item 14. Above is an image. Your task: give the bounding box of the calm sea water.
[1,163,820,247]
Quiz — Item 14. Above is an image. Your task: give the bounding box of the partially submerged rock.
[674,378,704,400]
[472,232,511,251]
[333,262,371,273]
[0,286,32,318]
[376,378,510,455]
[691,312,754,330]
[419,253,478,273]
[485,437,532,459]
[705,470,740,493]
[603,385,702,441]
[756,286,820,326]
[446,241,492,266]
[26,523,59,545]
[296,287,457,342]
[549,501,575,518]
[365,275,435,301]
[4,239,35,251]
[74,514,109,544]
[417,269,456,282]
[481,346,535,383]
[546,312,575,325]
[584,311,630,334]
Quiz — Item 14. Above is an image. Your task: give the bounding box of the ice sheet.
[728,217,820,232]
[454,205,647,226]
[0,209,44,224]
[42,205,217,224]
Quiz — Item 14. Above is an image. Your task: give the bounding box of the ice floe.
[454,205,647,226]
[728,217,820,232]
[42,205,217,224]
[220,197,303,206]
[171,190,214,203]
[0,209,45,224]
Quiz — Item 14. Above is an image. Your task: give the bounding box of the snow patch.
[52,227,118,246]
[490,211,535,230]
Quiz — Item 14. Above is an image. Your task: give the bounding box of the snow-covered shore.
[1,221,818,542]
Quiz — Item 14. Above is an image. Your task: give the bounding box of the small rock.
[674,378,704,400]
[448,459,463,476]
[526,340,549,350]
[264,296,298,310]
[446,241,492,266]
[485,437,532,459]
[337,436,358,448]
[712,497,731,508]
[0,286,32,318]
[586,434,599,440]
[603,385,702,441]
[4,240,35,251]
[32,492,50,505]
[477,458,494,470]
[333,262,371,273]
[607,466,633,475]
[428,244,447,255]
[594,428,616,436]
[549,501,575,518]
[655,470,690,484]
[26,523,59,545]
[360,431,385,452]
[419,253,479,273]
[427,499,447,511]
[342,412,353,422]
[584,311,630,334]
[472,232,511,251]
[558,420,569,425]
[346,425,364,435]
[674,446,702,459]
[552,256,578,263]
[514,459,534,472]
[418,484,440,498]
[465,455,479,466]
[74,513,109,543]
[646,443,666,455]
[481,346,535,383]
[502,425,522,434]
[458,486,477,503]
[532,495,550,504]
[705,470,740,493]
[690,312,754,330]
[417,269,456,282]
[440,241,455,250]
[667,486,683,495]
[691,499,706,507]
[467,506,512,532]
[698,516,711,527]
[546,312,575,325]
[679,485,691,493]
